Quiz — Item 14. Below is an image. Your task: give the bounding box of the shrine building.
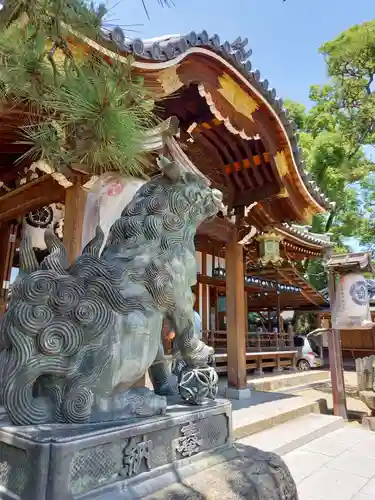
[0,26,333,393]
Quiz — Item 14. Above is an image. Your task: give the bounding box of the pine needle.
[0,0,161,177]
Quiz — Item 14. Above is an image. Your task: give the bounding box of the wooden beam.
[225,230,247,390]
[0,176,65,223]
[63,177,87,265]
[0,222,18,314]
[197,216,236,244]
[232,182,280,208]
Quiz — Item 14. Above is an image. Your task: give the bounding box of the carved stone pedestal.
[0,399,297,500]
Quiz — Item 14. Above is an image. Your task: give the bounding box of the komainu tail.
[0,227,113,425]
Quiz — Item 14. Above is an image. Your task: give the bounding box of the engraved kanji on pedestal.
[176,421,202,457]
[121,437,153,477]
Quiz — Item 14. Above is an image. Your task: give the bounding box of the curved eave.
[135,51,330,216]
[69,28,332,218]
[276,228,325,252]
[277,224,332,250]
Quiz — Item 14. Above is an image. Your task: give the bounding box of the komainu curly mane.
[0,158,223,425]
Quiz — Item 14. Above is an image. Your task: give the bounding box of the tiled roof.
[102,27,333,211]
[280,223,332,247]
[326,252,374,272]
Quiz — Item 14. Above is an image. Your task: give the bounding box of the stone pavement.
[283,425,375,500]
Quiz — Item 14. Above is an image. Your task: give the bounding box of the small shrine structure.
[320,268,375,360]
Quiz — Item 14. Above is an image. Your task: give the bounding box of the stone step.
[232,392,328,440]
[237,412,344,456]
[278,380,331,394]
[247,370,329,392]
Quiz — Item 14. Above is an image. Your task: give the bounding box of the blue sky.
[109,0,375,107]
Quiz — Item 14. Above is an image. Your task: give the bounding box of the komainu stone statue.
[0,157,223,425]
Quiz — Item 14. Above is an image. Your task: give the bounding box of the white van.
[293,334,322,371]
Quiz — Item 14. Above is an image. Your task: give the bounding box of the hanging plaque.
[332,272,372,330]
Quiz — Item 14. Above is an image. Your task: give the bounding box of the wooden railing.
[202,330,294,353]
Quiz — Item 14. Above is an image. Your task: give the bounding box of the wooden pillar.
[268,310,272,332]
[63,178,87,265]
[274,354,282,373]
[215,288,219,331]
[225,232,248,393]
[276,285,281,333]
[244,290,248,347]
[0,222,18,314]
[193,283,200,312]
[287,322,294,350]
[291,352,297,371]
[208,287,213,330]
[326,263,348,419]
[201,252,208,332]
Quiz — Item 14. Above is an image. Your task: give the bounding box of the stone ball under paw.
[178,366,218,405]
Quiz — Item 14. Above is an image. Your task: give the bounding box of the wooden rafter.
[254,265,326,307]
[276,267,322,308]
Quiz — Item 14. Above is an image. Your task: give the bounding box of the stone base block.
[0,399,232,500]
[272,368,283,374]
[225,387,251,400]
[0,398,297,500]
[362,415,375,431]
[359,390,375,412]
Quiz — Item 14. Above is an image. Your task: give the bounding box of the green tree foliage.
[285,93,372,246]
[0,1,157,176]
[357,174,375,251]
[285,21,375,252]
[284,20,375,289]
[320,21,375,154]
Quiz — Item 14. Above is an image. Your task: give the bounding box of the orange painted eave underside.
[133,56,326,219]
